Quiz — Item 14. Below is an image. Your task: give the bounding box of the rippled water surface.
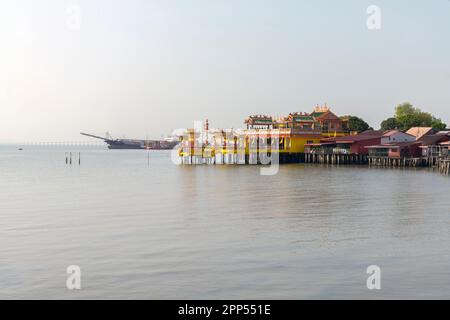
[0,146,449,299]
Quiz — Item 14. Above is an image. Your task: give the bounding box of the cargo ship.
[80,132,178,150]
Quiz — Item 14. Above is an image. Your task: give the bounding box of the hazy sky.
[0,0,449,142]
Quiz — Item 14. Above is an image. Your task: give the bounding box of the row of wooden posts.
[305,153,368,165]
[367,156,425,168]
[180,151,449,176]
[437,158,450,175]
[304,153,449,174]
[65,152,81,165]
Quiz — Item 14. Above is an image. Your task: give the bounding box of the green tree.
[380,117,398,130]
[341,115,370,132]
[394,103,428,130]
[380,102,447,131]
[431,117,447,130]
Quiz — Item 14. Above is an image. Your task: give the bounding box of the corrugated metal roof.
[406,127,435,139]
[330,132,383,142]
[418,134,450,146]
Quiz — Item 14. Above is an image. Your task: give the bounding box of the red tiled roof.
[360,130,384,136]
[325,132,383,143]
[314,111,340,121]
[382,130,399,137]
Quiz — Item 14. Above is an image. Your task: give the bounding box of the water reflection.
[0,147,449,299]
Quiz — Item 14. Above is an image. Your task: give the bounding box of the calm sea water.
[0,145,449,299]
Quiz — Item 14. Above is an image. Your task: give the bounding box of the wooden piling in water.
[303,153,369,166]
[177,145,449,176]
[437,158,450,175]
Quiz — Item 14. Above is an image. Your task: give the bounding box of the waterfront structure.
[240,106,350,154]
[437,156,450,175]
[381,130,416,144]
[275,112,318,130]
[302,130,382,164]
[418,134,450,157]
[244,115,274,129]
[366,141,422,158]
[176,118,449,174]
[362,130,449,170]
[244,105,348,136]
[178,121,322,164]
[309,105,348,136]
[304,130,384,156]
[229,105,349,162]
[365,132,448,157]
[439,141,450,156]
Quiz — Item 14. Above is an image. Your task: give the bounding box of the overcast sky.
[0,0,449,142]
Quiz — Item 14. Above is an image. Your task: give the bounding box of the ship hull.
[106,140,178,150]
[80,132,177,150]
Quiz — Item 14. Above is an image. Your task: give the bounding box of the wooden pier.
[366,156,449,174]
[175,122,449,176]
[304,153,368,165]
[178,148,450,176]
[367,156,426,168]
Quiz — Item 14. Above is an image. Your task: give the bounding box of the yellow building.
[177,106,348,164]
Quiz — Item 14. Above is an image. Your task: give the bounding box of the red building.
[366,141,422,158]
[305,130,384,155]
[309,105,347,133]
[418,134,450,157]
